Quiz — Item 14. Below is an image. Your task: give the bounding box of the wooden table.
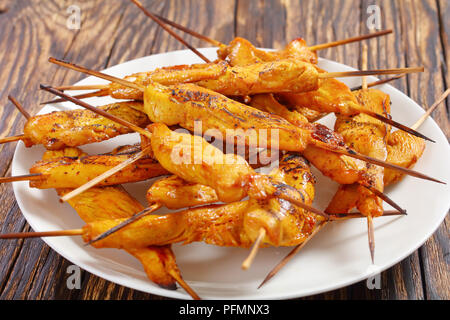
[0,0,448,300]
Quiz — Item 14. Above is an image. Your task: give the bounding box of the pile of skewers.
[1,0,449,300]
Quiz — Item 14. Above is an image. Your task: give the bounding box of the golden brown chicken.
[216,37,318,66]
[277,69,362,116]
[108,62,227,100]
[326,89,391,217]
[147,123,270,203]
[83,153,320,250]
[147,175,218,210]
[23,101,149,150]
[88,59,320,101]
[143,81,348,155]
[250,94,370,185]
[195,59,319,96]
[29,145,168,189]
[42,148,183,291]
[384,132,426,185]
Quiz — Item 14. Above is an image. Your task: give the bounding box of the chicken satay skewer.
[8,95,31,119]
[48,22,429,141]
[39,86,333,220]
[350,74,406,91]
[0,209,404,240]
[0,76,413,148]
[41,86,443,194]
[127,4,429,141]
[0,209,405,240]
[259,88,450,288]
[47,58,439,171]
[40,84,409,220]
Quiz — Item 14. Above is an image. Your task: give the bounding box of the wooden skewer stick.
[315,142,444,184]
[309,29,393,51]
[354,107,434,142]
[0,173,43,184]
[361,44,369,90]
[318,66,424,79]
[129,0,211,63]
[41,89,109,105]
[351,74,406,91]
[367,214,375,264]
[60,145,153,202]
[49,56,422,91]
[0,134,24,145]
[85,203,162,246]
[40,85,150,138]
[151,12,223,47]
[0,229,84,239]
[242,228,266,270]
[258,221,327,289]
[361,44,375,264]
[54,84,108,91]
[411,88,450,130]
[167,269,201,300]
[362,185,407,215]
[49,57,144,92]
[278,194,330,219]
[8,96,31,120]
[330,210,403,220]
[57,75,406,102]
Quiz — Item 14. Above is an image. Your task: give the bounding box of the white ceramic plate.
[11,48,450,300]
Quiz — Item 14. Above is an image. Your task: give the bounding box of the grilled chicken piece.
[43,148,181,290]
[277,69,362,116]
[109,62,227,100]
[384,131,426,185]
[30,147,168,189]
[250,94,369,185]
[143,82,346,154]
[83,154,320,249]
[102,59,319,100]
[195,59,319,96]
[23,101,149,150]
[216,37,318,66]
[65,185,181,290]
[147,175,218,210]
[326,89,391,217]
[148,123,266,203]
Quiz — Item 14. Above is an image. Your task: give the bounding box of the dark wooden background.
[0,0,448,300]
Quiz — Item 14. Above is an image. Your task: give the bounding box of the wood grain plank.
[396,0,449,300]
